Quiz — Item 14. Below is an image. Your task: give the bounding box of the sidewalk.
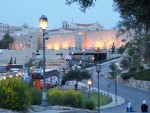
[30,82,125,113]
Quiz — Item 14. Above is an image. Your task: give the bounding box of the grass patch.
[133,69,150,81]
[82,92,112,106]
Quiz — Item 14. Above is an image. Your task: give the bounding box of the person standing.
[141,100,148,112]
[126,102,133,112]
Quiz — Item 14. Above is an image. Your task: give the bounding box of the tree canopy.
[66,0,97,12]
[0,33,14,49]
[63,66,91,90]
[66,0,150,34]
[113,0,150,34]
[63,66,91,83]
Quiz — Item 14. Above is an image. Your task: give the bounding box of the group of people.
[126,100,148,112]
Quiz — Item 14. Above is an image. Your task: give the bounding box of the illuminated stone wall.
[5,22,132,52]
[85,30,123,50]
[10,30,41,50]
[46,32,76,50]
[45,29,129,51]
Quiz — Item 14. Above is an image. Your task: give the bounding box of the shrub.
[0,77,32,111]
[47,89,65,106]
[133,69,150,81]
[118,46,126,54]
[31,88,42,105]
[47,89,83,108]
[84,100,96,110]
[139,66,144,71]
[129,67,137,72]
[83,63,92,69]
[121,72,134,80]
[64,90,83,108]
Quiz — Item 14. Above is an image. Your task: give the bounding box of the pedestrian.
[141,100,148,112]
[126,102,133,112]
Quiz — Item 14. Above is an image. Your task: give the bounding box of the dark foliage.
[121,72,134,80]
[63,66,91,83]
[0,33,14,49]
[111,42,115,54]
[8,56,13,64]
[113,0,150,33]
[134,69,150,81]
[66,0,97,12]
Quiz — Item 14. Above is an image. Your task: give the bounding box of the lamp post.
[87,79,92,100]
[39,15,48,106]
[115,63,118,103]
[96,64,101,113]
[29,67,33,79]
[91,57,94,87]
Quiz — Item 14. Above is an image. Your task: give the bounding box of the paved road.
[92,62,150,113]
[69,59,150,113]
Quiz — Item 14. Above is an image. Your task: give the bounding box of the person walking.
[126,102,133,112]
[141,100,148,112]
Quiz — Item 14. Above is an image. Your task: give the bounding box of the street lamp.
[115,63,118,103]
[96,64,101,113]
[91,57,94,87]
[39,15,48,106]
[87,79,92,100]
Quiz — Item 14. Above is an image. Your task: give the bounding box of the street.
[67,59,150,113]
[92,62,150,113]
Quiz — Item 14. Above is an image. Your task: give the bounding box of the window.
[0,66,7,73]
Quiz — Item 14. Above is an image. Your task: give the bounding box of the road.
[69,59,150,113]
[91,62,150,113]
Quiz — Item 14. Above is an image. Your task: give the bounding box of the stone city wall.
[117,77,150,92]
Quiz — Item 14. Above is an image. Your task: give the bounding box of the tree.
[117,46,125,54]
[111,42,115,54]
[120,58,130,70]
[127,48,134,56]
[0,33,14,49]
[108,63,116,78]
[8,56,13,64]
[14,57,16,64]
[144,35,150,65]
[63,66,91,90]
[24,58,33,68]
[65,0,97,12]
[121,36,144,70]
[113,0,150,34]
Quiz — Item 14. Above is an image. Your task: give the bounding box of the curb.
[78,82,125,109]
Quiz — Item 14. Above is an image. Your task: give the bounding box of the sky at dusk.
[0,0,121,30]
